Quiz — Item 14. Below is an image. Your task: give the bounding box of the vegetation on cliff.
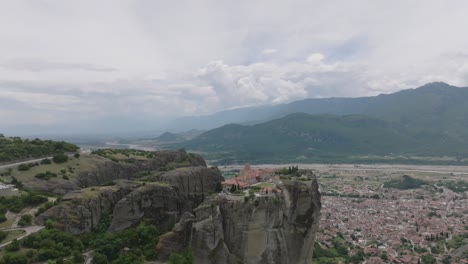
[0,192,49,223]
[0,136,79,163]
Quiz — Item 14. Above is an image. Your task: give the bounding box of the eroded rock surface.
[189,175,321,264]
[36,151,222,235]
[109,166,223,232]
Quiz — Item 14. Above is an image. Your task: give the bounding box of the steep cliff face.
[36,182,137,233]
[109,166,223,232]
[37,165,223,234]
[190,176,321,264]
[155,212,195,261]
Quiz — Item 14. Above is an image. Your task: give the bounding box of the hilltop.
[0,136,79,163]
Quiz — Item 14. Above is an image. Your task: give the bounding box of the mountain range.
[169,82,468,164]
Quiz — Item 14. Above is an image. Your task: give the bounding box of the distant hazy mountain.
[170,82,468,137]
[156,132,185,143]
[171,82,468,164]
[153,130,205,143]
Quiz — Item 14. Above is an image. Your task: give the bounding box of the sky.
[1,0,468,135]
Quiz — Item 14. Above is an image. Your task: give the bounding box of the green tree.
[0,253,28,264]
[0,230,7,242]
[215,182,223,192]
[168,249,194,264]
[6,239,21,252]
[53,154,69,164]
[421,254,436,264]
[17,164,30,171]
[381,251,388,261]
[91,253,108,264]
[18,214,33,227]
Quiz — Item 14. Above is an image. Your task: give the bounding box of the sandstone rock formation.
[36,181,136,233]
[155,212,195,261]
[23,149,205,194]
[36,151,222,235]
[76,150,206,187]
[157,172,321,264]
[109,166,223,232]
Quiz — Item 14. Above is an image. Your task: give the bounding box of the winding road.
[0,225,45,250]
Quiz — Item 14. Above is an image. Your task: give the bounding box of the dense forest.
[0,136,79,163]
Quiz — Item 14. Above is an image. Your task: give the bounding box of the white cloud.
[261,49,278,55]
[307,53,325,64]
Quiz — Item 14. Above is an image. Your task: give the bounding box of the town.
[220,164,468,264]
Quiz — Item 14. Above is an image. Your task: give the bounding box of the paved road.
[0,225,45,249]
[0,152,83,170]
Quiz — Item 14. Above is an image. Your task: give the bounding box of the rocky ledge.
[37,164,223,234]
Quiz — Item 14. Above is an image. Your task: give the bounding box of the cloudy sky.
[1,0,468,135]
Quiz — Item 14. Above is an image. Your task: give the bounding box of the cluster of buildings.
[317,181,468,263]
[221,164,274,190]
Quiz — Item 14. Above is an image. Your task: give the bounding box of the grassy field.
[0,154,106,187]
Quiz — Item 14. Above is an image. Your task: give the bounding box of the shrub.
[18,214,33,227]
[74,153,80,158]
[92,253,108,264]
[35,201,54,216]
[0,214,7,223]
[34,171,57,180]
[0,253,28,264]
[0,230,7,242]
[168,249,194,264]
[17,164,30,171]
[52,154,68,164]
[40,159,52,165]
[6,239,21,252]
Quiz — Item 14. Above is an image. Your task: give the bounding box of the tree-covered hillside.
[168,83,468,164]
[0,136,79,163]
[174,112,468,165]
[169,82,468,137]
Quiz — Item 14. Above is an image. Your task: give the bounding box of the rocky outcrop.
[109,166,224,232]
[75,161,139,188]
[21,149,205,194]
[36,181,137,233]
[76,149,205,187]
[188,174,321,264]
[37,165,223,235]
